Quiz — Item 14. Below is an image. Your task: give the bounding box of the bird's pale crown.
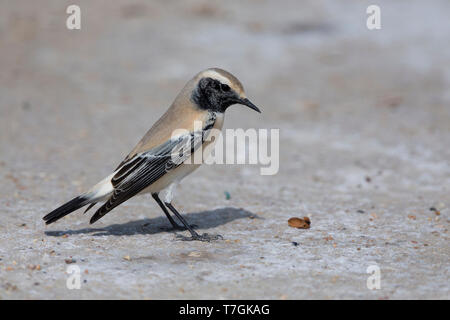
[196,68,246,98]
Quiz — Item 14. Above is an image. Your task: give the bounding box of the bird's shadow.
[44,207,259,237]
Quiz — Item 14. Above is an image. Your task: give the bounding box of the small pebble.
[188,251,201,258]
[429,208,441,216]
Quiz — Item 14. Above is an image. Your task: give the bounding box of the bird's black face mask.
[193,77,261,113]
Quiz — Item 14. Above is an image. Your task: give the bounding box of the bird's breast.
[199,112,224,159]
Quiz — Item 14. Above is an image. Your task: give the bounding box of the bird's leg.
[164,202,223,242]
[151,193,185,230]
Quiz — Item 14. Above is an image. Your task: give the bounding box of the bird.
[43,68,261,241]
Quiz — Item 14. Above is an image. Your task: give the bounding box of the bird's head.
[191,68,261,114]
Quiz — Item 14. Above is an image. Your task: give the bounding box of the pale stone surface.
[0,0,449,299]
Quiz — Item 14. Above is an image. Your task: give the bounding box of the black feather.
[43,196,90,225]
[84,202,97,213]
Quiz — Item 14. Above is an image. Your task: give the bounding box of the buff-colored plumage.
[121,68,244,162]
[43,68,253,231]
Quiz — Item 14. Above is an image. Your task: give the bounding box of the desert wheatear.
[43,68,260,241]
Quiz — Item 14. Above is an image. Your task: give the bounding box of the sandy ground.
[0,0,449,299]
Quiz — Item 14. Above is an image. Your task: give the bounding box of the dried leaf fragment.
[288,217,311,229]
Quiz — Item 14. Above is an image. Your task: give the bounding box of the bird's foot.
[175,232,223,242]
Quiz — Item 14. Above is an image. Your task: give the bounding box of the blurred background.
[0,0,448,299]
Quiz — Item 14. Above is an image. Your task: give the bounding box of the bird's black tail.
[43,195,91,225]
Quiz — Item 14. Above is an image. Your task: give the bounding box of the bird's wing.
[115,101,208,170]
[90,116,216,224]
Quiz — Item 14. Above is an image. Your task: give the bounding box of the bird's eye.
[212,81,220,90]
[221,84,230,92]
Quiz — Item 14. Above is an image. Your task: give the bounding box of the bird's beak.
[239,98,261,113]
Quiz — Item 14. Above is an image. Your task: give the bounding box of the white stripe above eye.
[200,70,233,87]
